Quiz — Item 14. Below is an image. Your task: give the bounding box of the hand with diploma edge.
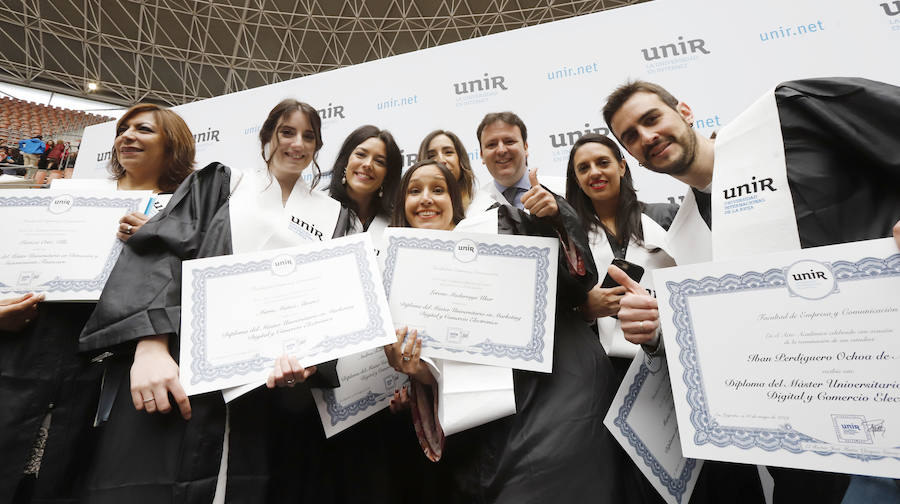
[131,334,192,420]
[894,219,900,250]
[384,327,435,389]
[0,292,43,332]
[266,355,317,388]
[519,167,558,218]
[117,211,150,242]
[607,265,660,347]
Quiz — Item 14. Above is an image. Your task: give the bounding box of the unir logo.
[548,123,610,149]
[882,1,900,16]
[642,36,710,61]
[96,150,111,162]
[193,128,220,143]
[723,176,776,200]
[317,103,345,120]
[453,73,508,95]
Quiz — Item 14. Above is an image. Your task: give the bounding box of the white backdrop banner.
[74,0,900,205]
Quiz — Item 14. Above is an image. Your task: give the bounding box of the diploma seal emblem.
[453,239,478,263]
[271,254,296,276]
[48,194,74,214]
[831,414,873,444]
[784,260,838,300]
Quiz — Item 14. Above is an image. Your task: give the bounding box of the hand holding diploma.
[520,167,558,218]
[266,355,317,388]
[383,326,434,386]
[117,211,150,242]
[131,334,192,420]
[0,292,44,332]
[608,264,660,346]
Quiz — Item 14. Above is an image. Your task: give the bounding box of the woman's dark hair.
[391,159,466,228]
[259,99,324,187]
[109,103,196,192]
[416,130,476,204]
[328,125,402,224]
[564,133,645,247]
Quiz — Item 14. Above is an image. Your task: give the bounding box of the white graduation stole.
[229,166,341,254]
[664,188,713,265]
[427,205,517,436]
[711,88,801,261]
[594,214,673,358]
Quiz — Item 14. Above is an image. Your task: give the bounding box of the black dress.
[78,163,342,503]
[437,197,648,503]
[0,304,101,503]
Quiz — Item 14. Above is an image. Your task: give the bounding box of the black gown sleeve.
[776,77,900,247]
[641,201,680,231]
[497,189,598,310]
[79,162,233,354]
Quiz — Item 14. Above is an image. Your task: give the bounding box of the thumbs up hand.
[520,167,558,218]
[607,264,660,346]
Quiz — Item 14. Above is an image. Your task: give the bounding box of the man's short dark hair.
[476,111,527,146]
[602,81,680,135]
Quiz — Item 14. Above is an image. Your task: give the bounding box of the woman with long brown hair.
[0,103,195,503]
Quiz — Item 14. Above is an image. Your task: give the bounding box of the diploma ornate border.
[322,373,408,426]
[666,253,900,462]
[383,236,551,363]
[188,241,387,384]
[323,389,382,425]
[0,195,143,294]
[613,357,698,503]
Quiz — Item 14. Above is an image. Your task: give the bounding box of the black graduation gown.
[0,304,101,503]
[766,77,900,504]
[299,206,423,504]
[777,77,900,249]
[440,196,648,504]
[78,163,340,504]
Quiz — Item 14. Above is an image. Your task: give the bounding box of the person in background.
[417,130,477,210]
[46,140,66,170]
[17,134,44,167]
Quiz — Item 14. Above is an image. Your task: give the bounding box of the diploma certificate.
[604,354,702,504]
[311,348,408,438]
[656,237,900,478]
[0,189,150,301]
[382,228,558,372]
[180,234,396,395]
